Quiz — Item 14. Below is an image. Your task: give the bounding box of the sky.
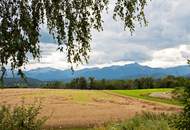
[27,0,190,70]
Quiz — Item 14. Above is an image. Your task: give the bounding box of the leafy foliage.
[43,76,189,90]
[42,81,66,89]
[170,80,190,129]
[0,0,148,79]
[0,100,47,130]
[170,60,190,129]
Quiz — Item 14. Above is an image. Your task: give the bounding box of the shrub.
[0,100,48,130]
[170,81,190,130]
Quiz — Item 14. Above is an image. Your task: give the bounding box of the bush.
[0,100,48,130]
[170,81,190,130]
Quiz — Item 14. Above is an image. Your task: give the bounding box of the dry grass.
[0,89,181,129]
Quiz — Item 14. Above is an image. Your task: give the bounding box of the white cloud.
[26,43,190,70]
[26,43,70,70]
[141,44,190,68]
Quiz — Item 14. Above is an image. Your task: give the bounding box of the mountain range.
[20,63,190,81]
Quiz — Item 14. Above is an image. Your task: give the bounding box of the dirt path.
[0,89,181,129]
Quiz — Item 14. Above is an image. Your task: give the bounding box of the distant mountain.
[22,63,190,81]
[26,67,73,81]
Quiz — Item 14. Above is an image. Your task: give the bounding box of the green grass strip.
[111,88,182,106]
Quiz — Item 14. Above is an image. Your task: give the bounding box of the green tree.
[0,0,148,79]
[143,77,154,89]
[125,79,134,89]
[45,81,65,89]
[88,77,95,89]
[70,78,80,89]
[171,80,190,129]
[159,76,177,88]
[171,61,190,129]
[78,77,87,89]
[134,79,142,89]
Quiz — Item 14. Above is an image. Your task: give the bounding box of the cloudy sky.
[27,0,190,70]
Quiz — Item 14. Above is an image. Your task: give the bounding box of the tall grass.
[93,112,176,130]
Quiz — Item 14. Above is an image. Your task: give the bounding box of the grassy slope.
[111,88,182,106]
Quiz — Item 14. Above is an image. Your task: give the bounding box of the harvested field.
[0,89,181,129]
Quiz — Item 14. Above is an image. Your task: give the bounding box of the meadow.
[0,88,181,130]
[112,88,181,106]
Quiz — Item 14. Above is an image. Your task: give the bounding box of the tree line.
[42,75,190,90]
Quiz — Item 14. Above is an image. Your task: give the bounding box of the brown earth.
[149,92,173,99]
[0,89,181,129]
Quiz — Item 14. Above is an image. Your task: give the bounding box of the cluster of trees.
[42,75,190,90]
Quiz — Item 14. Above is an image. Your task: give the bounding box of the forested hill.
[2,78,44,87]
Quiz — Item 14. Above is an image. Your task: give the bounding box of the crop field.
[0,89,181,129]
